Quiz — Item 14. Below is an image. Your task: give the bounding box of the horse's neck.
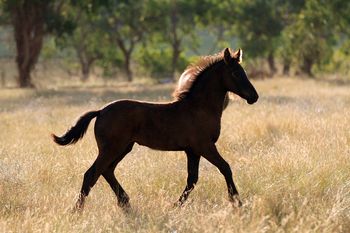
[186,65,227,116]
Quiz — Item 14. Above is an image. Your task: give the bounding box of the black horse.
[52,48,259,210]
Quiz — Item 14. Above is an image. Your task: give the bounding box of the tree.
[276,0,306,75]
[98,0,149,82]
[136,43,189,80]
[283,0,336,76]
[146,0,212,80]
[192,0,231,55]
[232,0,285,75]
[2,0,73,87]
[58,7,104,81]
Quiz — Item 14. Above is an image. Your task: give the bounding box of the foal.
[52,48,258,210]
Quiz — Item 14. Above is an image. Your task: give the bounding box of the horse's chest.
[210,124,221,142]
[195,119,221,142]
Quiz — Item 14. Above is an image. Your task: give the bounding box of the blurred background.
[0,0,349,88]
[1,2,350,232]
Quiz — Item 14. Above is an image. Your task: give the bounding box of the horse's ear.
[223,48,233,65]
[234,49,243,63]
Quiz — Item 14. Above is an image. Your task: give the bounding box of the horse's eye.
[232,71,239,78]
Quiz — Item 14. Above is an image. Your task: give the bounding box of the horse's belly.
[135,136,186,151]
[137,142,184,151]
[134,129,187,151]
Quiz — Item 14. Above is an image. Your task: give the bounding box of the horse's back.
[95,99,167,133]
[94,100,189,150]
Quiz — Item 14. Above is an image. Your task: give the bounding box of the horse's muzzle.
[247,94,259,105]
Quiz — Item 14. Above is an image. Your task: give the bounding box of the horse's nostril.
[247,95,258,104]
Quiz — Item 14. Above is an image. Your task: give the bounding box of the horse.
[177,66,230,111]
[52,48,259,210]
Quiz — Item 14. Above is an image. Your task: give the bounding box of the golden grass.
[0,77,349,232]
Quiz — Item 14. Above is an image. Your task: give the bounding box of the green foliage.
[97,46,123,78]
[0,1,8,25]
[2,0,74,36]
[282,0,337,75]
[145,0,215,78]
[137,45,189,79]
[233,0,284,58]
[323,39,350,75]
[228,0,349,77]
[2,0,350,81]
[53,3,106,80]
[95,0,152,81]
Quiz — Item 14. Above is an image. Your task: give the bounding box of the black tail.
[52,110,100,146]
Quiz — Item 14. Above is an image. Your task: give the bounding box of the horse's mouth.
[247,96,258,104]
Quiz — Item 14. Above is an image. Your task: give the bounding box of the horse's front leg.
[176,150,200,206]
[201,144,242,207]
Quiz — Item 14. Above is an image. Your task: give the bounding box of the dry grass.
[0,77,349,232]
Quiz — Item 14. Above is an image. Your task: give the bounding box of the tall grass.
[0,78,349,232]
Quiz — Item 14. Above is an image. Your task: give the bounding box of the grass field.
[0,77,349,232]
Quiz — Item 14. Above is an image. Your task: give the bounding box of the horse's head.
[222,48,259,104]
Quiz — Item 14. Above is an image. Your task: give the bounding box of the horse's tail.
[51,110,100,146]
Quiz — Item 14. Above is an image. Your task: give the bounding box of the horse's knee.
[83,165,95,183]
[219,162,232,178]
[82,163,100,194]
[187,172,198,185]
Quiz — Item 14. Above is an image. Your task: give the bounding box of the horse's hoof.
[71,204,84,214]
[118,202,131,214]
[233,199,242,208]
[230,196,242,208]
[118,200,131,209]
[173,201,183,208]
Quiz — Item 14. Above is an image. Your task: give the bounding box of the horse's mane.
[173,49,228,100]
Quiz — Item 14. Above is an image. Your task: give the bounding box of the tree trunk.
[267,52,277,76]
[1,70,5,87]
[124,53,133,82]
[171,43,180,81]
[300,57,314,77]
[282,62,290,76]
[76,46,97,82]
[11,2,47,88]
[81,62,90,82]
[115,37,134,82]
[18,65,34,87]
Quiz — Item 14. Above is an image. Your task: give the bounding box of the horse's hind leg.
[102,143,134,208]
[74,144,127,211]
[176,150,200,206]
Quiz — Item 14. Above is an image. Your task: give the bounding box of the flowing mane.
[173,50,226,100]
